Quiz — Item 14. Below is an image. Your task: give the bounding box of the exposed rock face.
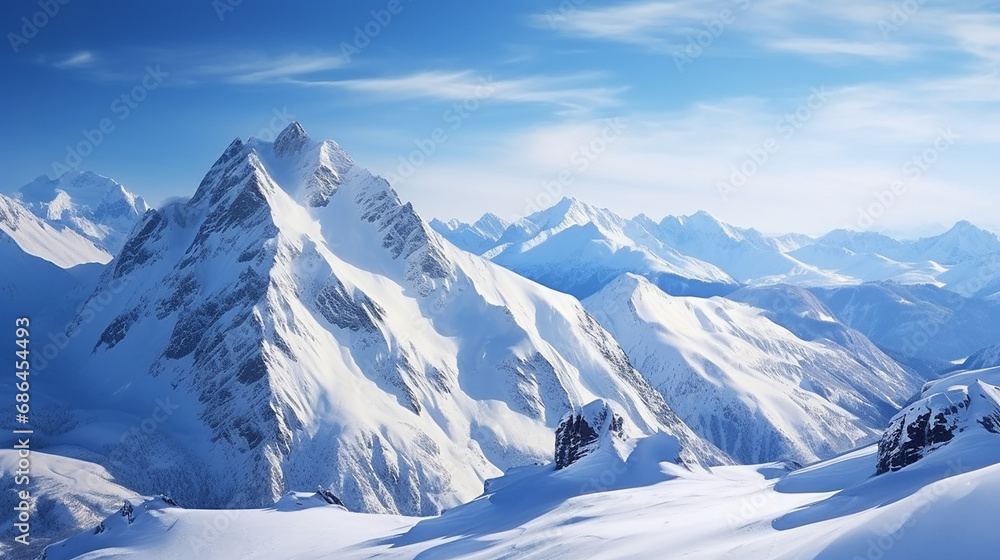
[876,379,1000,474]
[317,486,345,507]
[55,122,727,517]
[555,400,628,470]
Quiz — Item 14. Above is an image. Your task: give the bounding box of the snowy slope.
[14,171,150,254]
[37,122,725,520]
[476,197,738,299]
[727,284,920,387]
[965,343,1000,370]
[0,199,106,350]
[0,448,138,560]
[936,252,1000,300]
[0,192,111,268]
[584,274,921,465]
[809,282,1000,367]
[47,382,1000,560]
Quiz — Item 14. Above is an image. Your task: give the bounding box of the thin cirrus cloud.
[396,72,1000,234]
[41,46,624,115]
[535,0,720,49]
[194,53,346,84]
[292,70,625,114]
[536,0,999,63]
[44,48,347,85]
[761,37,914,60]
[52,50,95,69]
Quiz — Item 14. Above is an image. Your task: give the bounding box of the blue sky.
[2,0,999,235]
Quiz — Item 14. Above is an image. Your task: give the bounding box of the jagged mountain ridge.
[435,197,739,299]
[46,122,726,517]
[440,202,1000,297]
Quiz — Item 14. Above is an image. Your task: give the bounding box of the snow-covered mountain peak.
[13,170,149,253]
[966,344,1000,370]
[272,120,313,156]
[595,272,657,301]
[430,212,511,255]
[0,191,112,267]
[914,220,1000,264]
[660,210,755,245]
[467,197,737,298]
[511,196,621,238]
[471,212,509,237]
[47,124,732,517]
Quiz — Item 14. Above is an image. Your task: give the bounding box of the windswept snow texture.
[585,274,921,465]
[45,395,1000,560]
[14,170,150,254]
[38,122,724,520]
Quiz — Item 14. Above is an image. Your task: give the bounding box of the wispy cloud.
[296,70,624,114]
[195,53,346,84]
[53,50,94,69]
[538,0,1000,64]
[536,0,719,49]
[763,37,913,59]
[396,75,1000,234]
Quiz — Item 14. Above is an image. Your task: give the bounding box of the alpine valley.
[4,123,1000,560]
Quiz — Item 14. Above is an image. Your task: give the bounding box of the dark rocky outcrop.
[555,400,628,470]
[876,379,1000,474]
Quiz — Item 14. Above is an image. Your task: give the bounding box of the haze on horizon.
[2,0,999,237]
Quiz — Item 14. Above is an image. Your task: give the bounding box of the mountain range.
[4,122,1000,559]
